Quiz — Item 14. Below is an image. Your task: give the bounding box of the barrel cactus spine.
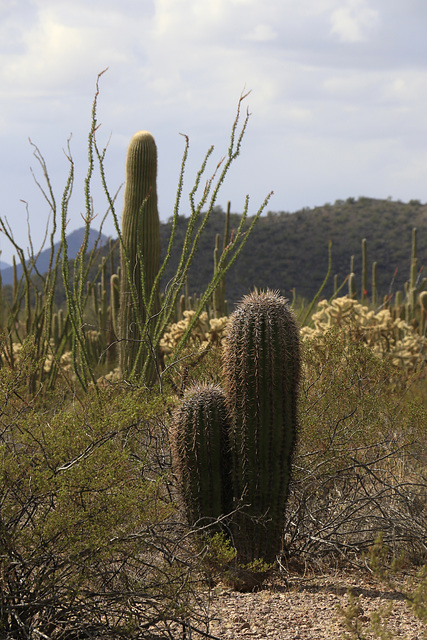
[223,289,301,564]
[170,383,233,527]
[119,131,161,381]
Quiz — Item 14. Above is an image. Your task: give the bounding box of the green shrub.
[0,366,210,638]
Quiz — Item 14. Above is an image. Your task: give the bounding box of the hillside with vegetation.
[154,196,427,307]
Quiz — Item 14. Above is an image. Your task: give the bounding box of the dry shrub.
[285,326,426,567]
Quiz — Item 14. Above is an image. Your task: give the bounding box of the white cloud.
[0,5,131,98]
[330,0,379,43]
[243,23,277,42]
[0,0,427,263]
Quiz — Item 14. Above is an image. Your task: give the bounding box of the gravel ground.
[194,570,426,640]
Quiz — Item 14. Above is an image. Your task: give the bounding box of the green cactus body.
[333,274,339,297]
[119,131,161,380]
[372,261,378,307]
[348,272,357,299]
[223,290,300,563]
[178,293,185,320]
[170,383,232,527]
[361,238,367,303]
[91,283,99,322]
[419,291,427,336]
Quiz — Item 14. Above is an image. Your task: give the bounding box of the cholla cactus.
[301,296,426,371]
[43,350,74,375]
[160,311,229,355]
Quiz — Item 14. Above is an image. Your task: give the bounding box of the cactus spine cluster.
[171,290,300,566]
[119,131,161,380]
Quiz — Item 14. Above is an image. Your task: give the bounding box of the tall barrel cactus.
[170,383,232,527]
[119,131,161,380]
[223,289,301,564]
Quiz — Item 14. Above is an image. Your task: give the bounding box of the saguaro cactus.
[170,383,232,527]
[361,238,368,303]
[223,289,301,564]
[119,131,161,380]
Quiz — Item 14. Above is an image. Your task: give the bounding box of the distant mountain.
[0,228,108,285]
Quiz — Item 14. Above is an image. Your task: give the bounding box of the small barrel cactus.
[170,383,233,527]
[223,289,301,564]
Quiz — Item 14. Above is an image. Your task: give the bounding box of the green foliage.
[0,363,214,637]
[199,531,237,583]
[408,565,427,627]
[199,532,272,592]
[0,73,270,394]
[365,533,405,583]
[0,70,425,624]
[95,83,271,389]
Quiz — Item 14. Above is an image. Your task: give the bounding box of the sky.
[1,0,427,264]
